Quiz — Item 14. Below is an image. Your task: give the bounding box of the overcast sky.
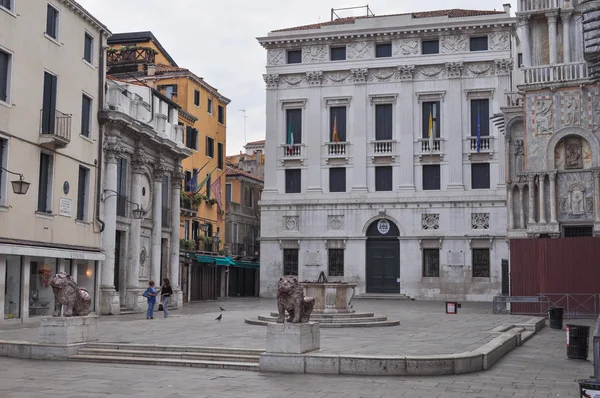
[77,0,517,155]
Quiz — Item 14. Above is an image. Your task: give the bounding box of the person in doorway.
[160,278,173,318]
[145,280,158,319]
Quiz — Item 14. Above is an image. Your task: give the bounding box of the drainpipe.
[96,31,106,233]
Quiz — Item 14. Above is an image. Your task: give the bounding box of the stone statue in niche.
[569,183,586,215]
[535,100,553,135]
[564,94,581,126]
[514,139,525,180]
[565,137,583,169]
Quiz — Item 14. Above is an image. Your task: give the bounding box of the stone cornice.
[58,0,111,34]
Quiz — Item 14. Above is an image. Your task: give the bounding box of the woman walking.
[160,278,173,318]
[144,280,158,320]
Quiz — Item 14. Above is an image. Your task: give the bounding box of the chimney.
[503,3,511,14]
[146,63,156,76]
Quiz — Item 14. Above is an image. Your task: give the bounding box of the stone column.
[21,256,30,322]
[519,185,525,229]
[528,174,536,224]
[126,156,145,311]
[100,143,120,315]
[352,75,368,192]
[0,255,5,320]
[398,70,415,191]
[561,11,572,63]
[518,16,532,67]
[538,173,546,223]
[170,170,183,309]
[150,166,165,285]
[594,170,600,223]
[547,12,559,65]
[446,63,464,190]
[549,172,558,223]
[507,186,514,230]
[262,75,279,197]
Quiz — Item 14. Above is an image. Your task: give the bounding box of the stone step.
[77,348,259,363]
[245,317,400,328]
[84,343,264,357]
[354,293,412,300]
[258,315,389,323]
[70,354,259,371]
[269,312,376,319]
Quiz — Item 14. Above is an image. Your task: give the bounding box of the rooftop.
[152,64,231,105]
[226,166,264,183]
[245,139,266,146]
[108,31,178,67]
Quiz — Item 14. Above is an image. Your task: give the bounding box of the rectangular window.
[194,90,200,106]
[328,249,344,277]
[330,46,346,61]
[329,106,346,142]
[163,85,177,100]
[287,50,302,64]
[375,166,393,192]
[217,142,224,169]
[243,185,253,208]
[162,175,169,228]
[76,166,89,221]
[1,0,12,11]
[41,72,58,135]
[81,94,92,138]
[285,169,301,194]
[423,165,440,191]
[471,163,490,189]
[46,4,59,40]
[375,43,392,58]
[206,174,211,200]
[564,226,594,238]
[283,249,299,276]
[116,157,127,217]
[185,126,198,150]
[83,33,93,63]
[375,104,393,140]
[422,101,441,139]
[225,183,232,202]
[184,170,192,193]
[206,137,215,157]
[218,105,224,124]
[423,249,440,277]
[470,36,488,52]
[422,39,440,55]
[0,138,6,203]
[207,98,213,114]
[329,167,346,193]
[184,220,190,240]
[37,152,53,213]
[517,53,523,68]
[470,99,490,137]
[472,248,490,277]
[285,108,302,145]
[0,49,10,103]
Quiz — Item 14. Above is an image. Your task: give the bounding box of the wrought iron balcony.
[521,62,589,85]
[39,109,71,148]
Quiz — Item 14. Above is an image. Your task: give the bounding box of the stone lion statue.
[276,275,315,324]
[50,271,92,317]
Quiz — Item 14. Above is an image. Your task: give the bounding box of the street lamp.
[103,189,144,220]
[199,222,209,233]
[213,235,221,252]
[0,167,30,195]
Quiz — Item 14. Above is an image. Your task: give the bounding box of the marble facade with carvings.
[257,9,514,301]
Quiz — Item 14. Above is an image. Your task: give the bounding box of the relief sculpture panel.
[557,172,594,221]
[562,93,582,127]
[393,38,419,56]
[440,35,469,53]
[534,98,554,135]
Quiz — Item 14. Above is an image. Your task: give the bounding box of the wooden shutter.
[38,153,50,212]
[0,51,8,102]
[375,104,392,140]
[77,167,86,220]
[329,167,346,192]
[42,73,57,134]
[471,163,490,189]
[423,165,441,190]
[46,5,57,38]
[218,142,224,169]
[81,95,91,137]
[375,166,392,191]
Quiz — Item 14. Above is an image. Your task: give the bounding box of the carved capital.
[495,59,513,75]
[549,171,557,182]
[104,143,125,164]
[306,71,323,86]
[131,153,150,173]
[172,171,185,189]
[445,62,463,78]
[546,11,559,24]
[527,173,536,183]
[517,15,530,28]
[153,165,170,181]
[560,9,573,20]
[263,74,279,89]
[351,68,369,84]
[397,65,415,80]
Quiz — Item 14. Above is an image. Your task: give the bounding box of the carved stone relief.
[397,65,415,80]
[347,42,374,60]
[267,49,285,66]
[445,62,463,78]
[440,35,469,53]
[284,216,299,231]
[302,45,328,63]
[393,39,419,56]
[368,68,396,82]
[569,183,586,215]
[327,215,344,230]
[495,59,513,75]
[306,71,323,86]
[593,95,600,128]
[351,68,369,84]
[422,214,440,230]
[565,137,583,169]
[489,31,511,51]
[472,213,490,230]
[563,93,582,127]
[463,62,495,77]
[557,172,594,221]
[514,138,526,182]
[326,71,352,85]
[416,65,446,80]
[279,74,306,89]
[534,99,554,135]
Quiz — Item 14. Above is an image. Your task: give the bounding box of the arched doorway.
[366,219,400,293]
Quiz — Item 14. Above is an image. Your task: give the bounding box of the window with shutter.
[471,163,490,189]
[470,99,489,137]
[217,142,224,169]
[329,167,346,193]
[194,90,200,106]
[116,158,127,216]
[0,49,10,103]
[422,102,441,138]
[206,174,211,200]
[46,5,59,39]
[329,107,346,142]
[42,72,57,135]
[84,33,93,63]
[375,104,393,140]
[375,166,392,192]
[37,153,52,212]
[81,94,92,137]
[285,169,301,193]
[423,165,441,190]
[77,166,89,221]
[184,170,192,193]
[206,137,214,157]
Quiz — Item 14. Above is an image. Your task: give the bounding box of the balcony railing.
[282,144,303,158]
[519,0,574,11]
[371,140,395,155]
[505,91,524,108]
[522,62,588,85]
[325,141,348,156]
[107,47,156,67]
[467,136,493,153]
[230,242,260,257]
[418,138,442,154]
[39,109,71,147]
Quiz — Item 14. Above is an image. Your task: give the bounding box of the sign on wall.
[447,251,464,267]
[59,197,72,217]
[377,219,390,235]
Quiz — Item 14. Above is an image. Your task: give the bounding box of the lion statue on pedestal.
[276,275,315,323]
[50,271,92,317]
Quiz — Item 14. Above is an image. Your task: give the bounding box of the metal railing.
[522,62,589,85]
[40,109,72,144]
[493,294,600,318]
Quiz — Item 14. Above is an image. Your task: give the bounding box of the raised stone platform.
[266,322,320,354]
[245,312,400,328]
[39,315,99,345]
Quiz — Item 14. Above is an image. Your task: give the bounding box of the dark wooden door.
[366,239,399,293]
[114,231,122,291]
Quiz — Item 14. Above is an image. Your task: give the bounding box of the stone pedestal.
[266,322,320,354]
[39,316,99,345]
[126,288,145,312]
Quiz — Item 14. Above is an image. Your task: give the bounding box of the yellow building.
[107,32,230,301]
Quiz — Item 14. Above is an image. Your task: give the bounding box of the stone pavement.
[0,299,536,356]
[0,314,595,398]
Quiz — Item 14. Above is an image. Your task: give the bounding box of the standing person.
[144,281,158,320]
[160,278,173,318]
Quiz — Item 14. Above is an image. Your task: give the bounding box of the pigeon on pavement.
[219,306,225,311]
[215,314,222,321]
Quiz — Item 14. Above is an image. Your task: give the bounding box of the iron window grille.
[328,249,344,277]
[423,249,440,277]
[472,248,491,277]
[564,226,594,238]
[283,249,299,276]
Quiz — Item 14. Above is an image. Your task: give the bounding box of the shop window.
[77,263,96,311]
[4,255,21,319]
[29,259,57,316]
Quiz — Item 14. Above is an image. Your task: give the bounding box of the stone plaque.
[377,219,390,235]
[59,197,72,217]
[305,251,320,266]
[447,251,464,267]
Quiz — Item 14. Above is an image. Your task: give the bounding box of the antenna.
[239,109,248,144]
[331,5,374,21]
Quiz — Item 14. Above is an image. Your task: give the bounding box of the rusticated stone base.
[39,315,99,345]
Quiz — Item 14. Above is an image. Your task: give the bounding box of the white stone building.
[99,79,192,314]
[0,0,109,323]
[257,7,515,301]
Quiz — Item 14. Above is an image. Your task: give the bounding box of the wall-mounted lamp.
[0,166,30,195]
[103,189,144,220]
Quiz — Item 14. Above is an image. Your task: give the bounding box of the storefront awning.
[195,254,217,264]
[215,257,235,266]
[194,255,236,266]
[231,260,260,269]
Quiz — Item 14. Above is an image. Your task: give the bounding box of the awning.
[194,254,235,266]
[232,260,260,269]
[195,254,217,264]
[215,257,235,266]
